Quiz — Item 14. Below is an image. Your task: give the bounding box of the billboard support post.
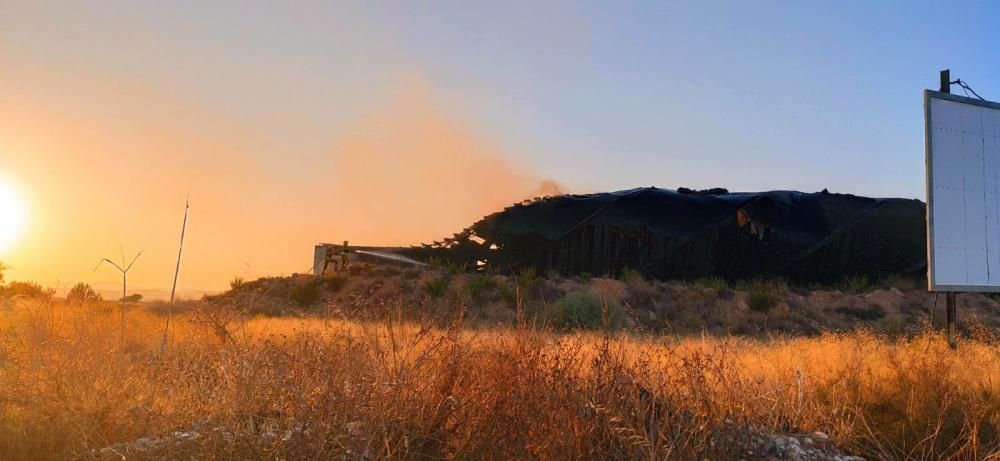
[934,70,957,349]
[946,292,957,349]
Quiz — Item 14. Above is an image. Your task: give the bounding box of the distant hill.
[83,283,221,302]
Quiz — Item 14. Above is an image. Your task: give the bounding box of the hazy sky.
[1,1,999,292]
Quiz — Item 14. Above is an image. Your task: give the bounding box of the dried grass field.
[0,295,998,461]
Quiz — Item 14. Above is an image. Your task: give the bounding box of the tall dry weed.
[0,300,997,460]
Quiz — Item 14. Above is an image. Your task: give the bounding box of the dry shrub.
[880,275,921,292]
[373,265,403,278]
[0,300,998,460]
[467,274,497,300]
[322,273,349,292]
[624,271,659,309]
[288,279,324,307]
[0,281,55,302]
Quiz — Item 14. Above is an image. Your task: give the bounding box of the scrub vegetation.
[0,267,999,460]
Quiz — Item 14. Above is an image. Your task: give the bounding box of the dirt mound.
[624,279,1000,336]
[206,266,430,317]
[203,263,1000,337]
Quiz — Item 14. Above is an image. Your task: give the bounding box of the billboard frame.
[925,89,1000,292]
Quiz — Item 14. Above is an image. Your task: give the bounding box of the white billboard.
[926,90,1000,292]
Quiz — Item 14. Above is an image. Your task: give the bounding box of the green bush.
[544,291,628,331]
[694,276,725,291]
[289,279,324,307]
[620,267,643,284]
[428,257,468,275]
[516,267,537,293]
[423,277,450,299]
[498,283,517,305]
[748,285,777,313]
[468,274,496,299]
[734,279,752,292]
[843,274,870,294]
[445,261,469,275]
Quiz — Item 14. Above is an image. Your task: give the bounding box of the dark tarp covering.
[401,187,927,283]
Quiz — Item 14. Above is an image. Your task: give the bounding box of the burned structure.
[394,187,926,284]
[316,187,926,284]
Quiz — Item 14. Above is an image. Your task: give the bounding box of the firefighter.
[339,240,350,272]
[738,208,766,240]
[321,245,338,274]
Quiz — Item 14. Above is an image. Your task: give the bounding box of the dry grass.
[0,299,998,460]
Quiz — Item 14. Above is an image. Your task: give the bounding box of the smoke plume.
[321,81,563,246]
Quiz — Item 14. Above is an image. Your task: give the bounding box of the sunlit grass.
[0,299,997,460]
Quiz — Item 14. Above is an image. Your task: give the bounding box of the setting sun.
[5,3,1000,459]
[0,178,26,256]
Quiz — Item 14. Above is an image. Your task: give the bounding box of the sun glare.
[0,179,26,256]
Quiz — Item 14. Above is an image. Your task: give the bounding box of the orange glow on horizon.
[0,176,27,258]
[0,76,563,294]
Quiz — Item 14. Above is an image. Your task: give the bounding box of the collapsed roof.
[401,187,927,283]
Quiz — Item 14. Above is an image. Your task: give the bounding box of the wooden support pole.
[946,291,957,349]
[940,69,951,93]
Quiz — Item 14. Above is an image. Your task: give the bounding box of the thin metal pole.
[946,292,957,349]
[121,272,127,348]
[937,70,954,349]
[161,194,189,353]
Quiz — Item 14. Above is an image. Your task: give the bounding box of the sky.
[1,1,999,294]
